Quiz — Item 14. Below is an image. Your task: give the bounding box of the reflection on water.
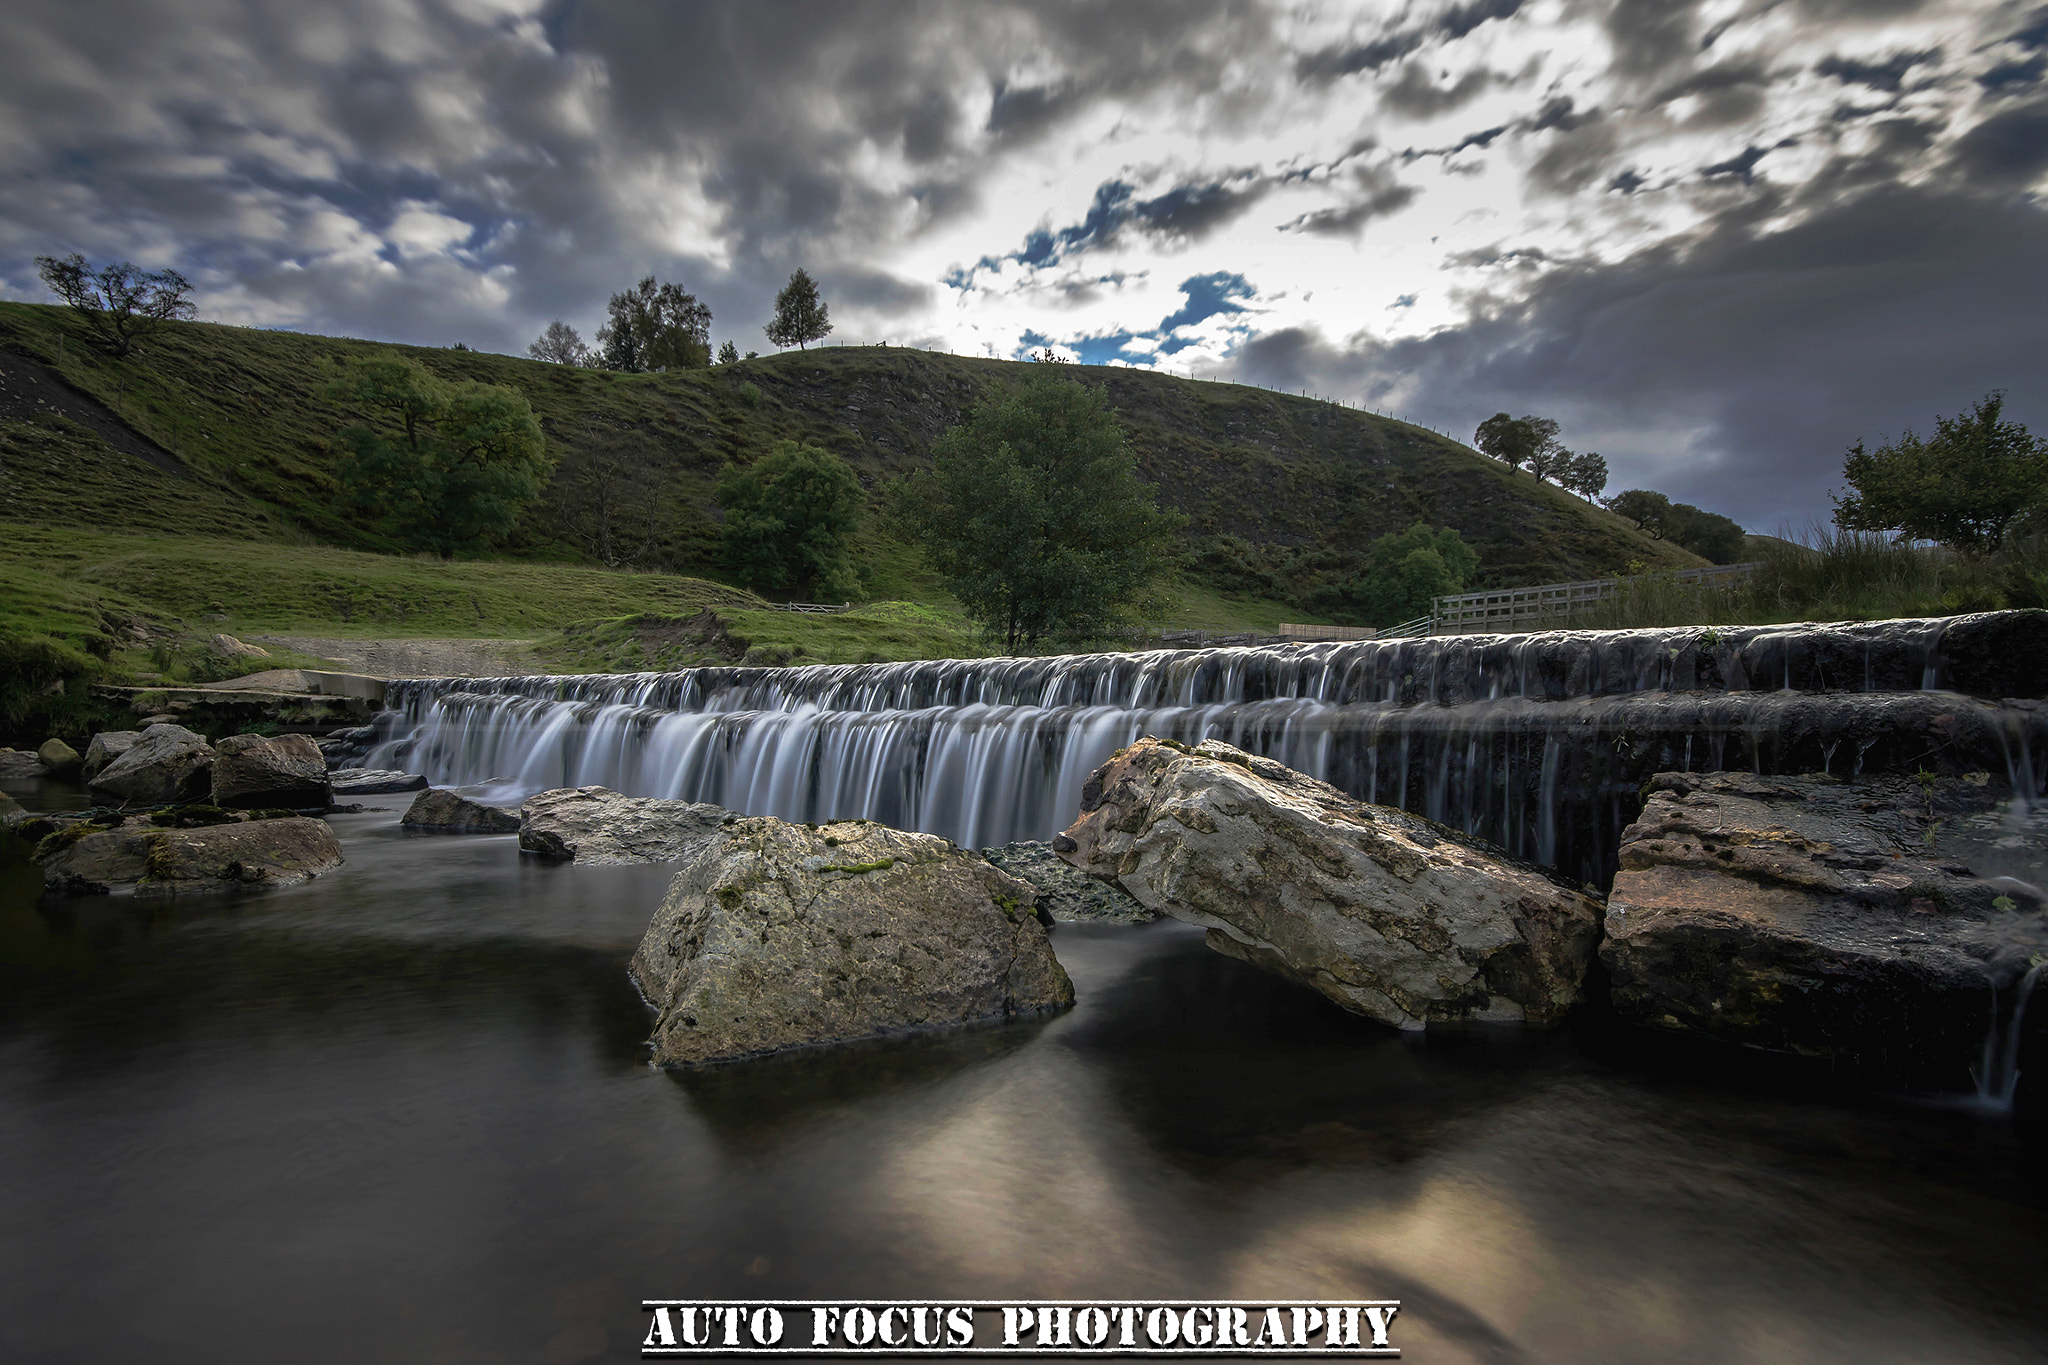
[3,797,2046,1364]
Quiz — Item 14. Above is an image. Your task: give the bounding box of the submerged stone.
[329,768,430,795]
[402,788,521,833]
[1057,737,1604,1030]
[630,816,1074,1067]
[37,813,344,896]
[519,785,729,864]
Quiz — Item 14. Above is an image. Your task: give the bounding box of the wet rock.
[1057,737,1604,1030]
[329,768,430,795]
[81,730,141,781]
[980,840,1155,923]
[1601,771,2048,1088]
[630,816,1074,1067]
[210,733,330,809]
[0,748,46,779]
[402,788,521,833]
[0,790,24,823]
[87,724,215,805]
[37,813,343,896]
[519,785,730,865]
[37,738,82,776]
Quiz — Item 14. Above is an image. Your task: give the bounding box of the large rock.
[402,787,521,833]
[209,632,270,660]
[0,748,45,779]
[981,840,1155,923]
[1056,737,1605,1030]
[519,785,730,865]
[37,738,82,776]
[630,816,1074,1067]
[210,733,331,809]
[329,768,430,795]
[37,814,344,896]
[1602,771,2048,1087]
[86,724,216,805]
[81,730,140,780]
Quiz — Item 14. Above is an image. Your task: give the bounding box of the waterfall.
[1975,961,2045,1109]
[363,618,2048,885]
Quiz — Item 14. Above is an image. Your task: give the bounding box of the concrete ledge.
[200,670,387,703]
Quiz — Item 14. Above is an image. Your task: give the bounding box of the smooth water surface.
[3,793,2046,1364]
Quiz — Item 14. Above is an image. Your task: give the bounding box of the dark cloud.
[1379,62,1499,118]
[1814,49,1939,93]
[1979,54,2047,94]
[1651,57,1775,126]
[1701,140,1796,186]
[1604,0,1699,80]
[1130,175,1272,242]
[1296,0,1524,80]
[1281,164,1421,236]
[948,170,1269,285]
[1946,96,2048,183]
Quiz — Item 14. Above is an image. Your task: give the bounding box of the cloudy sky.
[3,0,2044,530]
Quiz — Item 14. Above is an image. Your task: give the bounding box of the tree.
[716,441,864,600]
[1564,451,1608,501]
[327,354,552,558]
[595,276,712,372]
[893,372,1183,653]
[1523,417,1568,482]
[1308,522,1478,626]
[1832,392,2048,553]
[765,268,831,350]
[718,340,740,365]
[558,421,673,569]
[1666,503,1747,564]
[1608,489,1673,539]
[528,320,591,366]
[34,253,195,357]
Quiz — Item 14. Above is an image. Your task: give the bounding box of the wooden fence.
[1429,563,1761,636]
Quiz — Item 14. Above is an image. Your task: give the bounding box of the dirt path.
[253,635,546,679]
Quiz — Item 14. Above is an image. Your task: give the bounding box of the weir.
[363,613,2048,885]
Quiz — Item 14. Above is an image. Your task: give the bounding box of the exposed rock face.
[1056,737,1605,1030]
[0,748,45,778]
[86,724,216,805]
[519,785,730,865]
[209,632,270,659]
[630,817,1074,1067]
[981,840,1155,923]
[37,738,82,776]
[329,768,429,795]
[210,733,330,809]
[402,788,521,833]
[1602,771,2048,1087]
[37,814,344,896]
[81,731,140,780]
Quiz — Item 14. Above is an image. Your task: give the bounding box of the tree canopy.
[766,268,832,350]
[715,440,865,601]
[1832,392,2048,553]
[596,276,712,372]
[35,253,195,357]
[1307,522,1478,627]
[327,355,551,558]
[1608,489,1747,563]
[892,373,1182,654]
[528,320,592,366]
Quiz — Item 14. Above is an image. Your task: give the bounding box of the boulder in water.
[329,768,430,795]
[519,785,730,865]
[211,733,330,809]
[1601,771,2048,1088]
[81,731,141,780]
[0,748,45,779]
[37,813,344,896]
[403,788,521,833]
[87,724,215,805]
[1056,737,1605,1030]
[980,840,1155,923]
[630,816,1074,1067]
[37,738,82,776]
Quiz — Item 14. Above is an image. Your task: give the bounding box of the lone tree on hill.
[327,354,552,558]
[596,276,712,372]
[35,253,195,357]
[1832,392,2048,553]
[766,268,831,350]
[892,372,1182,654]
[528,320,592,366]
[718,340,740,365]
[716,440,864,600]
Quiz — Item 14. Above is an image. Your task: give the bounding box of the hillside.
[0,302,1696,598]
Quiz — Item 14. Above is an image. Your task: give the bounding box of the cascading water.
[363,614,2048,885]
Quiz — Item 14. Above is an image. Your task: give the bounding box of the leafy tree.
[1564,450,1608,501]
[596,276,712,372]
[718,340,740,365]
[1473,412,1534,471]
[1667,503,1747,564]
[1608,489,1674,539]
[893,372,1182,653]
[34,253,195,357]
[1309,522,1477,626]
[327,354,551,558]
[528,320,591,366]
[1833,392,2048,553]
[765,268,832,350]
[715,441,865,600]
[1523,418,1568,482]
[558,422,673,569]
